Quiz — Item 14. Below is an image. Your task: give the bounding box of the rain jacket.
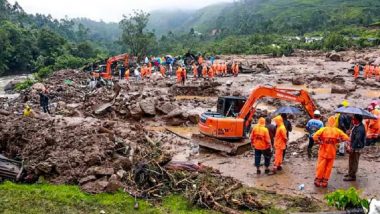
[250,118,271,150]
[313,117,350,159]
[274,116,287,150]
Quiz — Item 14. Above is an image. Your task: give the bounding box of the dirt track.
[0,49,380,212]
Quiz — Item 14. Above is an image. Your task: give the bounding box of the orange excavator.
[92,53,129,79]
[194,86,317,154]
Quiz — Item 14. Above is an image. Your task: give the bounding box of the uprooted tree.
[119,10,156,60]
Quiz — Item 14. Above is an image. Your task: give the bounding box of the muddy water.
[0,75,28,98]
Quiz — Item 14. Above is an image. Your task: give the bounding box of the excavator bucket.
[192,134,251,155]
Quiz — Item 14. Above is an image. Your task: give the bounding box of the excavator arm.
[101,53,129,79]
[238,86,316,131]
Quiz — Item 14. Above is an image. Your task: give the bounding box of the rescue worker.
[39,89,50,114]
[222,62,228,76]
[313,116,350,187]
[281,113,292,160]
[160,64,166,77]
[23,104,32,117]
[202,64,208,79]
[265,117,276,148]
[176,65,183,83]
[232,62,236,75]
[306,110,324,158]
[369,63,375,79]
[125,67,130,81]
[208,66,215,79]
[344,114,366,182]
[365,105,379,146]
[272,115,287,172]
[234,62,240,77]
[141,64,147,79]
[353,63,360,79]
[198,55,203,65]
[364,63,370,79]
[375,65,380,81]
[335,100,351,156]
[251,117,272,174]
[147,62,152,77]
[192,63,198,79]
[217,62,222,76]
[181,66,187,85]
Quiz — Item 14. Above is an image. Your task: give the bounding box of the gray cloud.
[9,0,233,22]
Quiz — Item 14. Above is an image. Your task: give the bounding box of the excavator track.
[192,134,251,155]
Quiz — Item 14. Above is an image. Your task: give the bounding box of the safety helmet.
[341,100,349,107]
[314,110,321,115]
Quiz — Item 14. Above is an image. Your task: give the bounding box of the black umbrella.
[334,106,377,119]
[272,106,302,115]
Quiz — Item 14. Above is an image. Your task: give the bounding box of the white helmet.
[314,110,321,115]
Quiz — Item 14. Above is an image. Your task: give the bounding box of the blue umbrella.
[334,106,377,119]
[272,106,302,115]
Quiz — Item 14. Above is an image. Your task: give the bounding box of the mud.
[0,48,380,213]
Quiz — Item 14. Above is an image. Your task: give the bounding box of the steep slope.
[148,0,380,35]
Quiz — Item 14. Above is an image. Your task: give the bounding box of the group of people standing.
[250,100,379,188]
[353,63,380,80]
[115,54,242,84]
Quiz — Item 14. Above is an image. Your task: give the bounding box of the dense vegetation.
[0,181,213,213]
[1,0,380,76]
[0,0,114,76]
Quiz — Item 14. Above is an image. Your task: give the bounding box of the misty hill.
[148,0,380,36]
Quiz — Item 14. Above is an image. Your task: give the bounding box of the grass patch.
[0,181,213,214]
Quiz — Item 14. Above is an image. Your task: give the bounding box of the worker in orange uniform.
[208,66,215,79]
[160,65,166,77]
[141,65,146,79]
[313,116,350,187]
[125,67,130,81]
[251,117,272,174]
[369,64,375,79]
[176,65,183,84]
[353,63,360,79]
[234,62,240,77]
[198,55,203,65]
[364,63,370,78]
[202,64,208,79]
[365,105,379,146]
[147,62,152,77]
[231,62,236,75]
[272,115,287,173]
[375,65,380,81]
[192,63,198,79]
[222,62,227,76]
[181,66,187,85]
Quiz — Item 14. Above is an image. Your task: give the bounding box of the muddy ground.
[0,48,380,213]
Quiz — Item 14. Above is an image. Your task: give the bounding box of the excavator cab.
[217,96,246,117]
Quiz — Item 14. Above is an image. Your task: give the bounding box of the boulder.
[139,98,156,116]
[292,76,305,85]
[331,84,356,94]
[327,51,342,61]
[374,57,380,66]
[226,80,233,87]
[32,83,46,91]
[129,103,143,120]
[35,162,54,174]
[86,166,114,176]
[79,175,97,185]
[156,102,177,115]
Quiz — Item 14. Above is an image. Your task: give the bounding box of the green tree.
[119,10,156,59]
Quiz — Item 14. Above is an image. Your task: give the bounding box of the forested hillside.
[148,0,380,35]
[0,0,115,76]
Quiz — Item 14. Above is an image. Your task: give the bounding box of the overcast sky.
[9,0,233,22]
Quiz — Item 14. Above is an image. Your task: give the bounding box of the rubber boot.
[314,178,321,187]
[321,179,328,188]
